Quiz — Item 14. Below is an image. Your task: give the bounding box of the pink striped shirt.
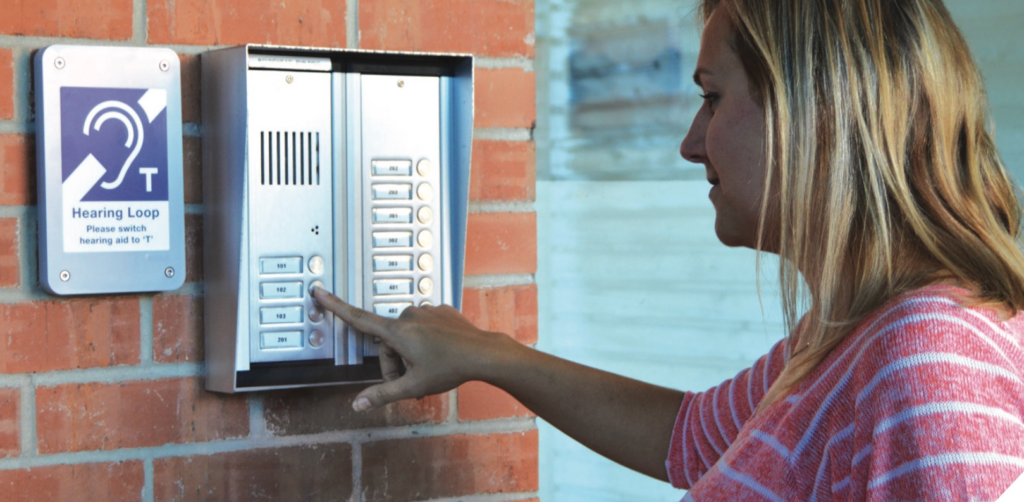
[667,285,1024,501]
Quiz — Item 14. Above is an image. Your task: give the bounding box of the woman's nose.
[680,111,708,164]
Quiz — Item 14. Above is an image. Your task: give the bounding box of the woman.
[313,0,1024,499]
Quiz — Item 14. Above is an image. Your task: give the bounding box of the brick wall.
[0,1,538,500]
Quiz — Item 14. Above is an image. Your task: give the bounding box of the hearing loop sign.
[60,87,170,253]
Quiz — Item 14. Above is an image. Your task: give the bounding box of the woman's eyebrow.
[693,67,714,86]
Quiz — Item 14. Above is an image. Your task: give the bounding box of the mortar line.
[347,0,360,49]
[475,57,536,71]
[468,201,535,214]
[248,394,267,438]
[0,37,217,53]
[20,376,36,457]
[139,295,154,363]
[0,363,203,388]
[473,128,534,142]
[13,46,30,124]
[421,492,540,502]
[133,0,148,45]
[0,417,537,469]
[143,458,154,502]
[350,440,363,502]
[446,389,459,424]
[462,274,536,288]
[0,122,33,134]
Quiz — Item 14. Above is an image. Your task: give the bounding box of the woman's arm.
[313,287,685,481]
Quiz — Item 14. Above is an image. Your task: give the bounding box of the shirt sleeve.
[665,338,788,489]
[848,307,1024,501]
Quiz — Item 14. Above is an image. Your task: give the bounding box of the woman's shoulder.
[854,284,1023,351]
[844,284,1024,408]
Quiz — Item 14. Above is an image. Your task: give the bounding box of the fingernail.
[353,397,371,412]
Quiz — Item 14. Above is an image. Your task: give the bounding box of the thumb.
[353,377,420,412]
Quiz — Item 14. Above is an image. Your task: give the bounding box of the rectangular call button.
[374,302,412,318]
[371,160,413,176]
[372,207,413,224]
[372,184,412,200]
[260,282,303,299]
[260,257,302,275]
[261,331,303,349]
[373,231,413,248]
[374,279,413,296]
[260,306,303,325]
[373,255,413,272]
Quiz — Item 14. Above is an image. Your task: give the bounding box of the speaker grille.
[259,131,320,186]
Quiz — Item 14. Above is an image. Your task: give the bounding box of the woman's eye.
[699,93,719,109]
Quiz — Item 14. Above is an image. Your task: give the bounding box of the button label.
[372,207,413,224]
[260,257,302,275]
[260,306,304,325]
[374,302,412,318]
[371,160,413,176]
[373,231,413,248]
[373,255,413,272]
[260,281,303,299]
[374,279,413,295]
[261,331,303,349]
[372,184,412,200]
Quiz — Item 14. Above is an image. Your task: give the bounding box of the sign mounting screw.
[165,267,175,278]
[60,270,70,282]
[54,57,65,69]
[285,75,294,84]
[159,60,170,72]
[397,80,405,88]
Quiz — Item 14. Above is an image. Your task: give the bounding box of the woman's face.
[680,8,770,251]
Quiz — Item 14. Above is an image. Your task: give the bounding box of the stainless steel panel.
[203,44,473,393]
[246,69,334,364]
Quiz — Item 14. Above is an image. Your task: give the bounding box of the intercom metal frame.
[202,45,473,393]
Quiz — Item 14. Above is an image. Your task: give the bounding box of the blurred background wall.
[533,0,1024,500]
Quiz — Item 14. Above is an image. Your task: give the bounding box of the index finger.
[312,286,395,340]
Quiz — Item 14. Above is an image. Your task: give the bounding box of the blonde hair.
[697,0,1024,412]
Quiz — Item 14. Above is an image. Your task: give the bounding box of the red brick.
[182,136,202,204]
[178,54,201,125]
[0,461,144,502]
[185,214,202,282]
[153,294,204,363]
[0,134,35,206]
[0,49,13,120]
[148,0,346,46]
[360,0,534,58]
[462,284,537,344]
[0,298,140,374]
[471,140,535,202]
[263,386,447,436]
[465,212,537,276]
[0,218,18,287]
[0,388,18,457]
[0,0,133,40]
[362,431,538,501]
[476,68,536,129]
[35,378,248,453]
[154,444,352,502]
[458,381,533,421]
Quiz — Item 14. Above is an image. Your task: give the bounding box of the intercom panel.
[202,46,472,392]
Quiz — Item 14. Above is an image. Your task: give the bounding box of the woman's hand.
[312,287,517,412]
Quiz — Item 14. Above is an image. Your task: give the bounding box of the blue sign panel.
[58,87,170,253]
